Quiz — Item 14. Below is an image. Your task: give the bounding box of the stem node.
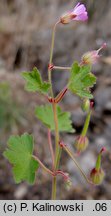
[48,63,54,70]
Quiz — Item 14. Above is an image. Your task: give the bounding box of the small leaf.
[35,104,74,133]
[3,133,39,184]
[68,62,96,99]
[22,67,50,94]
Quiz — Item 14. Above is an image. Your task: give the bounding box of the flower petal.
[73,12,88,21]
[74,4,87,15]
[73,2,81,10]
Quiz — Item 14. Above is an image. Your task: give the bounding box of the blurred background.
[0,0,111,200]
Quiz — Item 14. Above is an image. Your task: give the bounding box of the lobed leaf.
[3,133,39,184]
[22,67,50,94]
[68,62,96,99]
[35,104,74,133]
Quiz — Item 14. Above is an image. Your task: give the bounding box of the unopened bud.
[90,168,105,185]
[81,99,90,112]
[64,178,72,190]
[74,135,88,153]
[90,99,95,109]
[81,43,106,65]
[90,147,106,185]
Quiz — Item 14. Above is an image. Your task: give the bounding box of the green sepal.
[95,153,101,171]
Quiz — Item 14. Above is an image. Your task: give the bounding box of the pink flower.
[81,43,107,65]
[60,2,88,24]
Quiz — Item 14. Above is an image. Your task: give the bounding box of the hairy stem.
[48,129,55,170]
[56,170,68,180]
[48,21,60,200]
[51,176,56,200]
[54,66,71,70]
[53,103,59,158]
[48,21,59,97]
[55,148,62,169]
[33,155,54,176]
[62,145,92,184]
[81,111,91,136]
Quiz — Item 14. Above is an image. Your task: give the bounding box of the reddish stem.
[59,140,78,157]
[33,155,54,176]
[55,87,68,103]
[56,170,69,181]
[48,87,68,104]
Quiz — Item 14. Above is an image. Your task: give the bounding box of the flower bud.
[81,43,106,65]
[81,99,90,112]
[90,147,106,185]
[74,135,88,153]
[64,178,72,190]
[90,168,105,185]
[90,99,95,109]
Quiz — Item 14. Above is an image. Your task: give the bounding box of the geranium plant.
[3,2,106,200]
